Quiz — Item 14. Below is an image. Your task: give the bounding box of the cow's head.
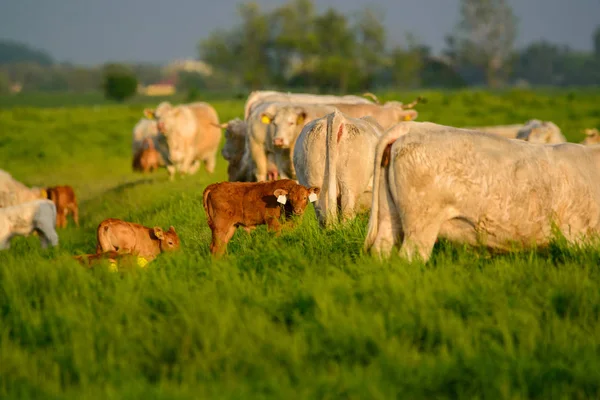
[152,226,181,253]
[270,107,307,149]
[273,184,320,216]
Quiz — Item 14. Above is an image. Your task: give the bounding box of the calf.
[46,185,79,228]
[95,218,180,260]
[0,199,59,250]
[202,179,320,256]
[132,137,162,173]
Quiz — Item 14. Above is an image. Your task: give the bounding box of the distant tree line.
[1,0,599,96]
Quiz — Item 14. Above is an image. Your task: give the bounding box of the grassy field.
[1,89,600,399]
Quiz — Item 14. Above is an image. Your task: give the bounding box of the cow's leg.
[265,216,282,235]
[340,187,358,224]
[186,160,201,175]
[70,203,79,226]
[250,143,268,182]
[167,165,177,181]
[399,214,445,263]
[210,219,236,256]
[204,153,217,174]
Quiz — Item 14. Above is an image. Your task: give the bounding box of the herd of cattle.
[2,89,600,266]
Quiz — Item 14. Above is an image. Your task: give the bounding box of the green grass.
[1,89,600,399]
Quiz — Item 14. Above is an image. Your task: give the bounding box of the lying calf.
[202,179,320,256]
[95,218,181,260]
[46,185,79,228]
[0,199,59,250]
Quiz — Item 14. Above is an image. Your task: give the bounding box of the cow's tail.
[202,184,215,228]
[364,123,411,252]
[324,110,345,228]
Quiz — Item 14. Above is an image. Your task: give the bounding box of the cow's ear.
[273,189,288,197]
[153,227,164,239]
[296,111,307,125]
[309,187,320,195]
[168,225,176,233]
[260,113,272,124]
[144,108,155,119]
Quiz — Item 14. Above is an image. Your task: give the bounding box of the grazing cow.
[218,119,256,182]
[132,137,162,173]
[364,121,600,263]
[131,101,172,166]
[146,102,221,179]
[516,119,566,144]
[0,169,47,208]
[244,90,374,119]
[45,185,79,228]
[0,199,58,250]
[294,111,384,227]
[581,128,600,145]
[202,179,320,256]
[95,218,181,260]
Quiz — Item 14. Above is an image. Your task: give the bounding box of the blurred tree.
[353,6,386,89]
[0,70,10,94]
[594,25,600,58]
[0,40,53,66]
[449,0,517,87]
[101,64,138,102]
[389,34,425,89]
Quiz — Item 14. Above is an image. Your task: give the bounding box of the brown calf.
[132,138,162,173]
[202,179,320,256]
[46,185,79,228]
[95,218,181,260]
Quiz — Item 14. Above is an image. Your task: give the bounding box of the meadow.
[1,89,600,399]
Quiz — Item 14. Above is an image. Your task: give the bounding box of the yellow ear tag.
[403,114,413,121]
[137,257,149,268]
[40,189,47,198]
[261,115,271,124]
[297,115,305,125]
[277,195,287,204]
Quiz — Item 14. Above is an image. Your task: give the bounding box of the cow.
[463,124,525,139]
[145,102,221,180]
[244,90,374,119]
[0,199,58,250]
[218,118,256,182]
[131,101,172,165]
[45,185,79,228]
[581,128,600,145]
[95,218,181,261]
[516,119,566,143]
[262,99,421,180]
[132,137,162,173]
[364,121,600,263]
[246,101,293,182]
[202,179,320,256]
[294,111,384,227]
[0,169,47,208]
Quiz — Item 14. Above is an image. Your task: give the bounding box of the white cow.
[516,119,566,144]
[365,121,600,262]
[146,102,222,179]
[0,170,46,208]
[244,90,374,119]
[294,111,384,227]
[0,199,59,250]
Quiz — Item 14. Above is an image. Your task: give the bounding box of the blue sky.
[1,0,598,65]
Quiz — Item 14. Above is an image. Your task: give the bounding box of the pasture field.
[1,89,600,399]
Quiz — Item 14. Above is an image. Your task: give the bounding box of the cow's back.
[185,102,221,156]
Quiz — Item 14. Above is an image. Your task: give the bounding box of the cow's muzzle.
[273,138,286,148]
